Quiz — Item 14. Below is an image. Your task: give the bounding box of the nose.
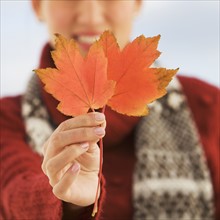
[76,0,104,28]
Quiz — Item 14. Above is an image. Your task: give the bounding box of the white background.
[1,0,219,97]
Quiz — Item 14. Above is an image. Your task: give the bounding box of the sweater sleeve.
[178,76,220,220]
[0,96,105,220]
[0,96,62,219]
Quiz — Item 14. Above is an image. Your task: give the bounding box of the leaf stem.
[92,106,105,217]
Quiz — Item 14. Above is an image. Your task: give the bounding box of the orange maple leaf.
[35,34,115,116]
[99,31,178,116]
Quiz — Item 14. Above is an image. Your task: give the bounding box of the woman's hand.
[41,112,106,207]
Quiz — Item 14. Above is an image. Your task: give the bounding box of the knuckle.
[52,186,60,198]
[58,120,68,131]
[53,185,66,200]
[50,134,61,147]
[49,179,54,187]
[49,178,57,187]
[46,159,55,174]
[41,162,46,174]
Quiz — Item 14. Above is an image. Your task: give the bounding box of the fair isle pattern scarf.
[22,75,214,220]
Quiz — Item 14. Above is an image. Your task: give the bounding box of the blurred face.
[33,0,141,54]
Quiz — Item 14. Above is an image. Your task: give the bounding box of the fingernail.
[95,113,105,121]
[71,163,80,172]
[94,127,105,136]
[81,142,89,149]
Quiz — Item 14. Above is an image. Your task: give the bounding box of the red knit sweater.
[1,44,219,220]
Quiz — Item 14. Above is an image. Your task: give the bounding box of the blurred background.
[1,0,219,97]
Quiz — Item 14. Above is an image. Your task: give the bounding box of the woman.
[1,1,219,219]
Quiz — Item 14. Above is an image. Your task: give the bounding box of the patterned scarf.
[22,74,214,219]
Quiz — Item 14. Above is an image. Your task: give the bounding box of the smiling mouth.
[72,34,101,51]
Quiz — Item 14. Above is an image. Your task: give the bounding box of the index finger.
[56,112,106,132]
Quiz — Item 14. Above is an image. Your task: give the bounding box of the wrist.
[62,202,86,219]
